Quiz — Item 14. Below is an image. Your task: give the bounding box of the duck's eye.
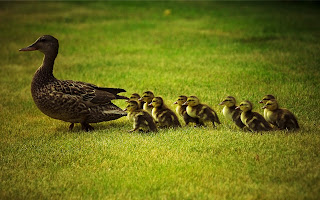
[267,103,272,105]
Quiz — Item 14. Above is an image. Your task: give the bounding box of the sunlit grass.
[0,1,320,199]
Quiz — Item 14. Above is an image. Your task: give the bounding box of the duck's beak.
[261,105,267,109]
[19,44,38,51]
[182,102,188,106]
[173,101,178,104]
[19,41,38,51]
[258,100,263,103]
[218,102,224,106]
[148,103,153,107]
[235,106,240,110]
[123,108,127,111]
[138,97,143,102]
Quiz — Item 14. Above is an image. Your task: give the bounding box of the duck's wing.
[54,80,127,106]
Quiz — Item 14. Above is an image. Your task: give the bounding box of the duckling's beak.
[258,100,263,104]
[218,102,224,106]
[125,99,129,102]
[235,106,240,110]
[182,102,188,106]
[148,103,153,107]
[173,101,178,104]
[261,105,267,109]
[123,108,127,111]
[19,43,38,51]
[138,97,144,102]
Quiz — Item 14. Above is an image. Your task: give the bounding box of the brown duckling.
[124,100,157,132]
[262,99,299,131]
[259,95,276,119]
[139,91,154,114]
[219,96,245,129]
[183,96,220,127]
[149,97,181,128]
[174,95,200,126]
[236,100,272,132]
[19,35,128,131]
[126,93,144,109]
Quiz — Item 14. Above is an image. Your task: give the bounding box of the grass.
[1,1,320,199]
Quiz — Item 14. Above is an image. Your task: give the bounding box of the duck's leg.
[81,122,94,132]
[69,123,75,131]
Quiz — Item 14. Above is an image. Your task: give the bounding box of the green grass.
[1,1,320,199]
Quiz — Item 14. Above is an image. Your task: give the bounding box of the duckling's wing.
[54,80,127,106]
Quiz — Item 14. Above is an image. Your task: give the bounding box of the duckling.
[259,95,276,119]
[149,97,181,128]
[236,100,273,132]
[183,96,220,127]
[124,100,157,132]
[139,91,154,114]
[126,93,144,109]
[262,99,299,131]
[174,95,200,126]
[219,96,245,129]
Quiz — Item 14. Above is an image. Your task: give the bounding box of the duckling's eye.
[267,103,272,105]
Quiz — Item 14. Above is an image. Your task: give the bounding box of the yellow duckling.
[236,100,272,132]
[124,100,157,132]
[259,94,276,119]
[183,96,220,127]
[173,95,200,125]
[219,96,245,129]
[149,97,181,128]
[126,93,144,109]
[262,99,299,131]
[139,91,154,114]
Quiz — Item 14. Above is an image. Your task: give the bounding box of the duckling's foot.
[69,123,75,131]
[81,123,94,132]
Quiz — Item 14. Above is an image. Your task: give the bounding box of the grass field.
[1,1,320,199]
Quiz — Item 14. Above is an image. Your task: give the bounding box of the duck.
[149,97,181,128]
[126,93,144,109]
[262,99,299,131]
[259,94,276,119]
[183,96,220,127]
[19,35,128,131]
[219,96,246,129]
[236,100,273,132]
[124,100,157,132]
[139,91,154,114]
[173,95,200,126]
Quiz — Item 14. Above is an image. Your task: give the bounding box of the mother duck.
[19,35,128,131]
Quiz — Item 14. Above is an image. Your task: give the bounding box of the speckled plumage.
[174,95,200,126]
[20,35,128,131]
[219,96,245,129]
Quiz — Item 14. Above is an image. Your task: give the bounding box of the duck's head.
[174,95,187,106]
[259,95,276,104]
[126,93,141,102]
[262,99,279,111]
[219,96,236,107]
[149,97,164,108]
[19,35,59,55]
[183,96,200,107]
[139,91,154,103]
[236,100,253,112]
[124,100,139,112]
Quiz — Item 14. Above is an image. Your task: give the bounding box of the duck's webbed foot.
[81,123,94,132]
[69,123,75,131]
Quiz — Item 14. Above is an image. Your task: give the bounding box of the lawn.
[0,1,320,199]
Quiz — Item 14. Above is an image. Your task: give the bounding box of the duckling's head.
[219,96,236,107]
[174,95,188,106]
[19,35,59,55]
[149,97,164,108]
[124,100,139,112]
[183,96,200,107]
[126,93,141,102]
[236,100,253,112]
[259,95,276,104]
[139,91,154,103]
[262,99,279,111]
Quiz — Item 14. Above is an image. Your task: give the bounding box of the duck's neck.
[32,52,57,91]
